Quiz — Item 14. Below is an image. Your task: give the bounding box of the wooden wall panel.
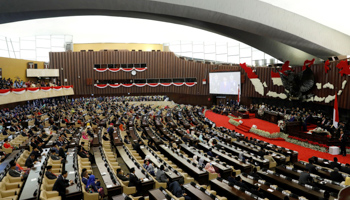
[49,51,350,109]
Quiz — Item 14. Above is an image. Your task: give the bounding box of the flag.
[237,85,240,105]
[333,93,339,128]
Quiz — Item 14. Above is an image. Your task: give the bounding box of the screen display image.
[209,72,241,95]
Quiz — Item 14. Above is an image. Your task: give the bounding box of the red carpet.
[232,118,280,134]
[206,110,349,163]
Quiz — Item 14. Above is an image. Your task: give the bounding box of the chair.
[2,146,13,154]
[82,185,99,200]
[117,177,137,195]
[154,179,167,189]
[0,190,18,200]
[3,175,23,186]
[0,182,21,194]
[39,190,61,200]
[42,178,55,190]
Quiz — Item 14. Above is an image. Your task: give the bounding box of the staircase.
[236,124,251,133]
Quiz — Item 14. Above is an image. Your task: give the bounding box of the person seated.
[156,165,168,183]
[320,191,330,200]
[299,168,311,184]
[330,167,344,183]
[128,167,143,196]
[330,157,341,169]
[3,138,14,149]
[234,176,249,190]
[124,136,130,144]
[53,171,74,199]
[50,149,63,161]
[59,144,68,159]
[160,134,168,141]
[81,170,89,185]
[45,166,58,179]
[0,149,6,162]
[249,168,261,179]
[102,132,109,141]
[143,160,155,176]
[341,163,350,174]
[25,153,37,168]
[205,157,218,175]
[116,168,129,181]
[9,160,27,180]
[207,148,215,157]
[168,178,191,200]
[86,175,104,197]
[251,183,265,198]
[306,158,317,174]
[52,143,60,154]
[227,171,236,184]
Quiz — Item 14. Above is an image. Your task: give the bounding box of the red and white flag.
[333,93,339,128]
[237,85,240,105]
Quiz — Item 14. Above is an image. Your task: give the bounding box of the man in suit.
[9,160,26,180]
[50,149,63,161]
[299,169,311,185]
[81,170,89,185]
[341,163,350,174]
[156,165,168,183]
[207,148,215,157]
[53,171,73,199]
[45,166,58,179]
[339,130,348,156]
[168,178,191,200]
[330,157,341,169]
[306,158,317,174]
[249,168,261,179]
[128,167,143,196]
[25,153,37,168]
[102,132,109,141]
[330,168,344,183]
[117,169,129,181]
[58,144,68,160]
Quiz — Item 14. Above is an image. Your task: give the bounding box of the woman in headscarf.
[86,175,104,197]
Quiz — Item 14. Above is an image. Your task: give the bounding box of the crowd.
[0,77,59,89]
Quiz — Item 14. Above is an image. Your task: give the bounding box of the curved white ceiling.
[0,16,237,44]
[260,0,350,36]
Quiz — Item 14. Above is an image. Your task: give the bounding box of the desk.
[46,134,59,147]
[240,174,297,200]
[19,148,50,200]
[198,143,252,173]
[128,127,138,142]
[92,147,122,196]
[179,144,232,179]
[65,148,82,199]
[159,145,208,185]
[116,146,154,195]
[275,165,342,195]
[112,130,123,146]
[217,142,269,169]
[140,146,181,182]
[210,179,255,200]
[258,171,335,200]
[149,189,167,200]
[0,150,21,173]
[183,184,213,200]
[144,127,162,145]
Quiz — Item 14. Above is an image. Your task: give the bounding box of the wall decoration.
[336,60,350,76]
[263,82,268,87]
[240,63,264,96]
[324,60,330,73]
[323,82,334,89]
[324,95,335,103]
[342,80,347,89]
[313,96,325,102]
[316,83,322,89]
[93,67,147,73]
[302,58,315,71]
[0,86,73,95]
[279,67,314,100]
[266,91,287,99]
[338,90,342,95]
[94,82,197,88]
[271,71,283,86]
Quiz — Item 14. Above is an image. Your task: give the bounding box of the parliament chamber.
[1,1,350,200]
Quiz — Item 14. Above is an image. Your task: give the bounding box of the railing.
[0,86,74,105]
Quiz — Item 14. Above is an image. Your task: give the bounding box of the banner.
[94,82,197,88]
[93,67,147,73]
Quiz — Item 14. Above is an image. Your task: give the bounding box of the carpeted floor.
[206,110,349,163]
[233,118,280,134]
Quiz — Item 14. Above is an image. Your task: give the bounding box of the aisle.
[205,110,349,163]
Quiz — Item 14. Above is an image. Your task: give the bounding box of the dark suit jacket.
[53,175,70,198]
[299,172,310,184]
[169,181,184,198]
[128,173,141,187]
[330,162,341,170]
[58,148,66,159]
[306,164,317,174]
[25,157,34,168]
[45,171,57,179]
[330,171,344,182]
[9,169,21,177]
[117,174,129,181]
